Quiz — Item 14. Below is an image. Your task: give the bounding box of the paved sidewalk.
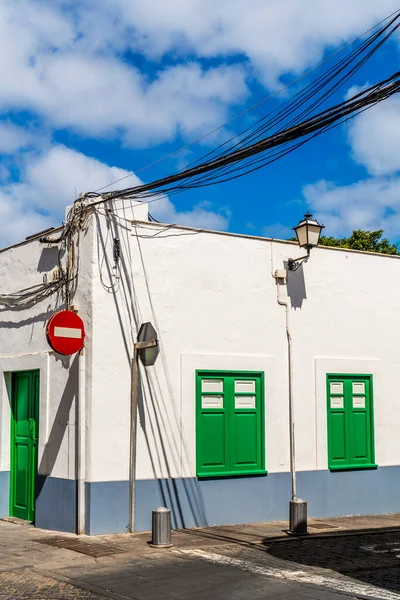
[1,514,400,599]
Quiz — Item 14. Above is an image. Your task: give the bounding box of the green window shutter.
[196,371,265,478]
[327,374,376,471]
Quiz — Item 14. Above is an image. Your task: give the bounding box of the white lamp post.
[288,212,325,271]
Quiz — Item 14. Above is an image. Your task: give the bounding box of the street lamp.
[285,212,324,536]
[288,212,325,271]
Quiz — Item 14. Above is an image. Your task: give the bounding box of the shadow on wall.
[0,307,58,350]
[138,367,207,528]
[36,353,77,497]
[286,263,307,309]
[0,307,54,321]
[96,211,138,362]
[0,243,65,316]
[97,210,208,529]
[37,247,61,273]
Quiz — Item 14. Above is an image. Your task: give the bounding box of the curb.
[173,524,400,550]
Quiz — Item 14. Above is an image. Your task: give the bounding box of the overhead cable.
[92,8,400,194]
[85,71,400,205]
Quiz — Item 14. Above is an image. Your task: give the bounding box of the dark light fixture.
[288,212,325,271]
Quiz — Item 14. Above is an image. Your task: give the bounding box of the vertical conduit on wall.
[77,349,86,534]
[276,282,297,500]
[272,243,297,500]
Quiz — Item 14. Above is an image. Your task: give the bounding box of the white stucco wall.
[2,210,400,492]
[87,216,400,486]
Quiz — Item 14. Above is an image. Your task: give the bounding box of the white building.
[0,199,398,535]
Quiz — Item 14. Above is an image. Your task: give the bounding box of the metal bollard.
[150,507,173,548]
[288,498,308,536]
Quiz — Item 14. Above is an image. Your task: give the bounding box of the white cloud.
[345,83,371,101]
[0,1,249,145]
[0,144,230,246]
[99,0,399,85]
[0,193,53,248]
[0,1,397,145]
[348,96,400,176]
[303,177,400,237]
[0,144,136,246]
[31,57,248,143]
[0,122,33,154]
[152,197,230,230]
[10,145,140,212]
[300,79,400,239]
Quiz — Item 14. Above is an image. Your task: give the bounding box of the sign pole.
[129,345,138,534]
[129,339,157,534]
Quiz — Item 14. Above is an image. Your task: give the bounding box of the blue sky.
[1,0,400,247]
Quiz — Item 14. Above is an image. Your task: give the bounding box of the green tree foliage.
[318,230,399,255]
[288,229,399,254]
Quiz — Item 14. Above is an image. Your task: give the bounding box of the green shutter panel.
[349,378,373,466]
[230,376,262,473]
[327,378,349,468]
[196,375,229,476]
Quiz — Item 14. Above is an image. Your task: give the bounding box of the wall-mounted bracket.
[288,249,311,271]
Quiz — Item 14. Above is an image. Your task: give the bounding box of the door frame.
[9,369,40,522]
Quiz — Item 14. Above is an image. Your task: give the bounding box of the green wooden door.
[10,370,39,521]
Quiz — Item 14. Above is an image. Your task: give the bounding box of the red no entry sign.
[46,310,86,355]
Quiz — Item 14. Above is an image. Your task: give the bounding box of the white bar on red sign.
[54,326,82,339]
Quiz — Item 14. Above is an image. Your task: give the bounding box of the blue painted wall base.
[133,466,400,532]
[297,466,400,517]
[35,476,76,533]
[134,473,290,531]
[3,467,397,535]
[0,471,9,517]
[85,480,130,535]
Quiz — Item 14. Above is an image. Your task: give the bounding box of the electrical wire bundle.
[82,9,400,206]
[0,280,63,309]
[92,72,399,203]
[0,199,94,310]
[41,198,95,308]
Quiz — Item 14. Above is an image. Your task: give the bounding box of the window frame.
[326,373,377,471]
[195,370,266,478]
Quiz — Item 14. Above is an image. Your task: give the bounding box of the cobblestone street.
[265,529,400,594]
[0,570,104,600]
